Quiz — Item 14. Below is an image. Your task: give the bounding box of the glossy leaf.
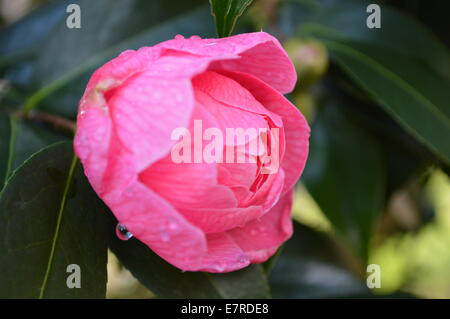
[270,222,370,298]
[0,0,72,86]
[0,110,12,186]
[0,143,113,298]
[109,235,270,299]
[298,0,450,79]
[302,101,386,261]
[209,0,253,37]
[0,0,70,57]
[325,40,450,165]
[0,109,68,188]
[23,0,211,117]
[298,0,450,165]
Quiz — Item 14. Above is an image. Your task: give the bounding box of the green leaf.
[209,0,253,37]
[0,0,72,88]
[0,110,13,187]
[0,0,70,65]
[0,109,69,188]
[0,142,113,298]
[269,222,370,298]
[298,0,450,165]
[325,41,450,166]
[302,101,385,261]
[109,235,271,299]
[298,0,450,79]
[21,0,211,117]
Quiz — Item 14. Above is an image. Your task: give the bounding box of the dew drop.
[190,35,201,40]
[160,231,170,242]
[119,50,135,57]
[79,110,86,117]
[215,263,226,272]
[250,229,258,236]
[116,224,133,240]
[167,217,179,230]
[237,254,249,264]
[174,34,185,40]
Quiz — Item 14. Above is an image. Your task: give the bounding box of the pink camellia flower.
[74,32,310,273]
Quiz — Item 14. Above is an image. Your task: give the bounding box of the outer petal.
[74,105,111,194]
[107,180,209,271]
[107,72,195,172]
[220,70,310,195]
[157,32,297,93]
[77,121,210,271]
[227,191,293,263]
[196,233,250,273]
[228,190,294,263]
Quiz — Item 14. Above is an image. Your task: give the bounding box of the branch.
[11,110,76,133]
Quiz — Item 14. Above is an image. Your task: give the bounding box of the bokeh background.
[1,0,449,298]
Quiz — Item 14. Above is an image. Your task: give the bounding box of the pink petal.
[139,155,237,210]
[157,32,297,93]
[74,106,111,194]
[107,72,195,172]
[243,168,285,211]
[181,205,264,234]
[194,89,269,146]
[228,190,294,263]
[195,233,250,273]
[106,180,209,271]
[193,71,283,127]
[220,70,310,195]
[218,162,257,189]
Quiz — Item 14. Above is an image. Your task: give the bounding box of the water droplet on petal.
[174,34,185,40]
[215,263,226,272]
[250,229,258,236]
[79,110,86,117]
[258,225,267,232]
[116,224,133,241]
[237,254,249,264]
[160,231,170,242]
[167,217,178,230]
[190,35,201,40]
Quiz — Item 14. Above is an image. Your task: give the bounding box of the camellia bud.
[293,90,316,123]
[283,38,329,88]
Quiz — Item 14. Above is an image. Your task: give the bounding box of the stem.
[11,110,76,133]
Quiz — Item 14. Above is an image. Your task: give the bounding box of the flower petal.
[196,233,250,273]
[157,32,297,93]
[220,70,310,195]
[228,190,294,263]
[140,155,237,210]
[107,72,195,172]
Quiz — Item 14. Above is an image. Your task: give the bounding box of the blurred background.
[1,0,449,298]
